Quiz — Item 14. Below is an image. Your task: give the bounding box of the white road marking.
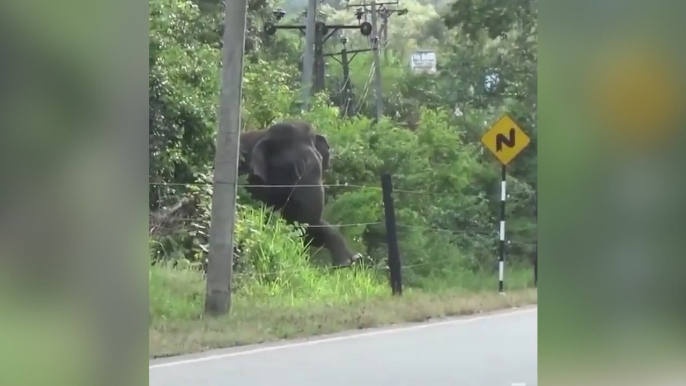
[150,307,536,370]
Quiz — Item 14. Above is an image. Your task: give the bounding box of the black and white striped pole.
[480,114,531,294]
[498,164,506,293]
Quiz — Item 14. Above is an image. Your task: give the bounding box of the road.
[150,306,537,386]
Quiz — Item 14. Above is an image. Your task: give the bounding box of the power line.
[324,41,374,117]
[153,216,535,249]
[157,238,537,279]
[354,60,376,115]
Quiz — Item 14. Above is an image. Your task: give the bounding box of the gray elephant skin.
[238,121,361,268]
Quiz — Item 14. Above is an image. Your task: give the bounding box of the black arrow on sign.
[495,128,516,152]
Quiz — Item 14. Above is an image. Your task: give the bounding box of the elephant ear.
[314,134,331,171]
[248,138,269,182]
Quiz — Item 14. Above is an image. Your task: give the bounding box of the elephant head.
[245,121,331,184]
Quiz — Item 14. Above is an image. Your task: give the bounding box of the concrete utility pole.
[370,0,384,121]
[301,0,317,111]
[376,6,408,64]
[314,22,326,93]
[340,45,353,116]
[265,4,372,110]
[204,0,248,317]
[322,39,374,117]
[380,8,389,63]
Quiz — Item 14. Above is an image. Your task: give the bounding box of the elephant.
[237,120,362,268]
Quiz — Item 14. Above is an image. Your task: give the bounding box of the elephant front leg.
[305,220,362,268]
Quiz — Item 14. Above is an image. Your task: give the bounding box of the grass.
[149,261,537,358]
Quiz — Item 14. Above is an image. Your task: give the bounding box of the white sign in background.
[410,50,437,74]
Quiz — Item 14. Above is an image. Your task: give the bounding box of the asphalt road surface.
[150,306,537,386]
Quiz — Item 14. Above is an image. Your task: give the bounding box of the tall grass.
[149,261,391,322]
[150,204,389,323]
[232,205,388,302]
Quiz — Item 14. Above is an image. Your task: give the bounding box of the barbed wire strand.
[151,179,537,277]
[151,181,376,189]
[225,248,537,279]
[150,215,534,243]
[150,204,536,247]
[149,181,461,198]
[154,219,384,227]
[227,256,460,280]
[154,222,536,278]
[151,179,530,202]
[177,244,538,280]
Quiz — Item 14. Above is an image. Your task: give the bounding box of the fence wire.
[149,180,537,278]
[150,180,466,198]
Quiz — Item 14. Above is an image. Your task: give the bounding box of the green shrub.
[233,204,387,300]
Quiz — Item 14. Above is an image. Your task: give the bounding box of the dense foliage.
[149,0,537,292]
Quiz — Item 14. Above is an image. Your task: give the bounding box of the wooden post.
[381,173,402,295]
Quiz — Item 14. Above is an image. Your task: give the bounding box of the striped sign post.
[498,165,507,292]
[480,114,531,293]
